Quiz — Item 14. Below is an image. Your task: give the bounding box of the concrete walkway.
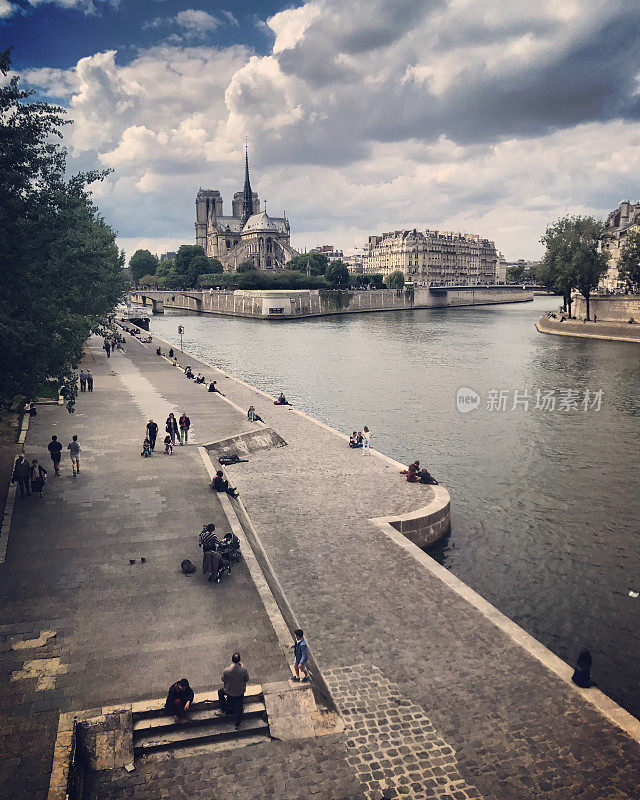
[2,329,640,800]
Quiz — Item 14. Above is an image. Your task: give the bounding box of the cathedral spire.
[241,139,253,225]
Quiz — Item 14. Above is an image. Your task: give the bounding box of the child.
[290,629,309,682]
[141,436,152,457]
[164,434,173,455]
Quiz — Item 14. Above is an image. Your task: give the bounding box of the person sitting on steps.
[165,678,194,724]
[211,470,239,499]
[247,405,262,422]
[274,392,290,405]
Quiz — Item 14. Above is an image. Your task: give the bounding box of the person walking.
[362,426,372,455]
[79,370,87,392]
[290,629,309,682]
[86,370,94,392]
[103,338,111,358]
[47,435,63,476]
[217,652,249,729]
[146,419,158,451]
[166,413,179,446]
[67,435,81,476]
[30,460,47,498]
[12,454,31,497]
[179,412,191,445]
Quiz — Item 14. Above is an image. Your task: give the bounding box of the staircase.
[132,685,270,757]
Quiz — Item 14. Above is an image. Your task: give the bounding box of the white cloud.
[0,0,16,19]
[0,0,116,17]
[22,0,640,261]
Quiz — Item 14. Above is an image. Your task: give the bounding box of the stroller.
[202,549,231,583]
[216,533,243,563]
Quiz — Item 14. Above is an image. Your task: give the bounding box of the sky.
[3,0,640,261]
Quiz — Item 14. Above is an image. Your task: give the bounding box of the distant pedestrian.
[362,426,372,455]
[217,653,249,729]
[30,460,47,498]
[67,435,81,476]
[47,435,62,476]
[103,338,111,358]
[572,650,594,688]
[146,419,158,451]
[86,370,93,392]
[165,678,194,724]
[208,381,225,396]
[79,369,87,392]
[179,412,191,445]
[12,454,31,497]
[247,406,262,422]
[166,413,179,445]
[290,629,309,682]
[169,348,174,358]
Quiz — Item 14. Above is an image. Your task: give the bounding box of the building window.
[269,308,285,314]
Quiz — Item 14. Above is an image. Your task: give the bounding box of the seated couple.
[403,461,439,485]
[247,405,262,422]
[349,431,363,448]
[274,392,290,405]
[210,470,239,498]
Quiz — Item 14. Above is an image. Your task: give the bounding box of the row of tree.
[1,49,126,411]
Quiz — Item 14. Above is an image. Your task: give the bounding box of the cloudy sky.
[4,0,640,260]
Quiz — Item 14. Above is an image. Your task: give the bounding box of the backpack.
[181,559,196,574]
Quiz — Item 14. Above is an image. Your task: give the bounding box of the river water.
[148,297,640,717]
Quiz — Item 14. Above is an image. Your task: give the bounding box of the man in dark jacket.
[217,652,249,728]
[146,419,158,451]
[165,678,194,724]
[179,412,190,445]
[211,470,238,499]
[47,435,63,476]
[12,454,31,497]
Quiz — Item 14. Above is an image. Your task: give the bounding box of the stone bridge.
[129,290,203,314]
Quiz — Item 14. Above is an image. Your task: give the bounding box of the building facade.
[362,229,499,285]
[600,200,640,290]
[195,148,298,271]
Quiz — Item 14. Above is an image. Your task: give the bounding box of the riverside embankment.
[537,313,640,343]
[131,284,532,319]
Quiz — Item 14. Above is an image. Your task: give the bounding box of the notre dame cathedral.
[195,147,298,271]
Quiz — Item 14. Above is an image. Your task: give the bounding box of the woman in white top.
[362,426,372,454]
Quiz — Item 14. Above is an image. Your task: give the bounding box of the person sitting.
[141,437,152,457]
[163,434,173,455]
[172,357,178,366]
[349,431,361,448]
[168,348,174,358]
[418,468,438,485]
[247,406,262,422]
[218,454,249,465]
[156,347,162,356]
[165,679,194,724]
[572,649,594,688]
[406,463,419,482]
[185,366,194,379]
[208,380,225,395]
[274,392,290,405]
[211,470,239,498]
[195,373,205,384]
[356,431,363,446]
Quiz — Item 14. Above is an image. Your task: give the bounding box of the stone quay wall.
[572,294,640,322]
[131,285,533,320]
[536,314,640,343]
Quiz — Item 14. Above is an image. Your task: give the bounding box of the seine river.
[149,297,640,717]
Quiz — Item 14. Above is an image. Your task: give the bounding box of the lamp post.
[177,325,184,352]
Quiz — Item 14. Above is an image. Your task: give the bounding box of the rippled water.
[149,297,640,717]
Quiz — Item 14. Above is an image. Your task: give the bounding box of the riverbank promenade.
[2,333,640,800]
[537,314,640,343]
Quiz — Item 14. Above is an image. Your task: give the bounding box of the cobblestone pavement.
[88,735,365,800]
[141,333,640,799]
[325,665,483,800]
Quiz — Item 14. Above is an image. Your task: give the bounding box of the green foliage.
[325,260,350,286]
[138,274,159,287]
[539,215,608,318]
[618,230,640,291]
[0,49,126,410]
[129,249,158,283]
[506,264,537,284]
[236,260,255,273]
[287,252,329,275]
[385,270,405,290]
[351,273,383,288]
[319,289,352,310]
[199,270,328,290]
[197,273,222,288]
[209,257,223,274]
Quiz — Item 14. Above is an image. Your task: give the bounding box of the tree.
[287,252,329,275]
[325,260,349,286]
[385,270,405,290]
[138,274,159,287]
[618,230,640,292]
[186,252,211,287]
[209,257,223,274]
[506,264,525,283]
[129,249,158,284]
[540,216,608,319]
[0,48,126,410]
[237,260,255,273]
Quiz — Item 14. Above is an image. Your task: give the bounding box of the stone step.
[132,685,263,720]
[133,716,270,755]
[133,700,266,735]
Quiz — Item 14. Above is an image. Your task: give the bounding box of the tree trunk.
[567,296,572,317]
[585,292,590,321]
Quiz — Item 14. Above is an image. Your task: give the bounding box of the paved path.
[2,329,640,800]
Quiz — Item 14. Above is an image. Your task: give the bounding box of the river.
[148,297,640,718]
